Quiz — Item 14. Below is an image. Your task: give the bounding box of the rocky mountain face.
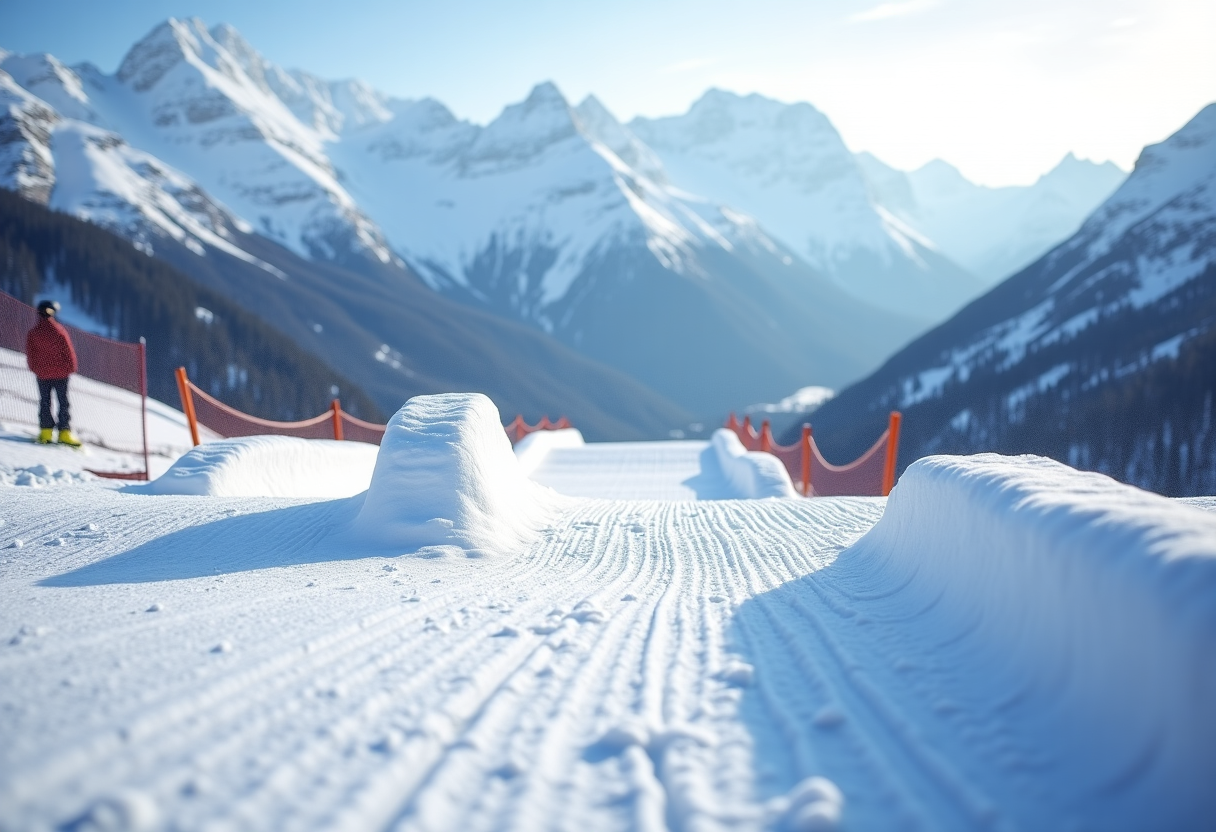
[857,151,1126,284]
[799,104,1216,497]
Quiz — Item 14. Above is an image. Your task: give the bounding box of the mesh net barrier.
[1,291,147,471]
[339,411,387,444]
[183,377,568,447]
[185,380,337,441]
[725,414,895,497]
[806,431,890,497]
[505,415,572,445]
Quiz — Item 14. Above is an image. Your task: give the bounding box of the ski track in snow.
[5,480,1190,832]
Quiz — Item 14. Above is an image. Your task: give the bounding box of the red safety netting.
[338,411,387,445]
[505,414,572,445]
[1,291,148,478]
[178,369,572,448]
[725,412,899,497]
[184,378,339,441]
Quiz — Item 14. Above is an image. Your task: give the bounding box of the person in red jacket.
[25,299,81,446]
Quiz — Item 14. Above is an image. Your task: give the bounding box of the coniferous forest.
[0,189,383,423]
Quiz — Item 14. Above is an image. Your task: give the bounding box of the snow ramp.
[838,453,1216,827]
[349,393,567,554]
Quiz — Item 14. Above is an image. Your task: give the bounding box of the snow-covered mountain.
[629,90,984,322]
[0,21,927,416]
[0,25,393,273]
[857,151,1126,284]
[332,81,927,412]
[803,103,1216,496]
[4,19,1133,420]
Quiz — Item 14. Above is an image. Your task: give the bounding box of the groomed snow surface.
[2,393,1215,831]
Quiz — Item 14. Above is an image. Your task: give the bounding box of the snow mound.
[134,436,378,498]
[711,429,798,499]
[514,427,585,477]
[844,454,1216,821]
[0,462,95,488]
[349,393,565,555]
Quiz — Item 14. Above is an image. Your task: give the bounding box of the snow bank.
[845,454,1216,823]
[348,393,565,555]
[514,427,585,477]
[711,429,798,499]
[0,462,94,488]
[134,436,378,498]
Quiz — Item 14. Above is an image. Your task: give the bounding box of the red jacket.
[26,317,78,380]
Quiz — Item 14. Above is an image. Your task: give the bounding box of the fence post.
[801,424,812,497]
[175,367,200,447]
[331,399,344,440]
[760,419,772,453]
[882,411,903,496]
[138,338,150,481]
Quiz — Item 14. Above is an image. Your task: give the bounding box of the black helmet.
[36,299,60,318]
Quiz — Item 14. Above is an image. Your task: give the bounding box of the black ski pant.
[37,377,71,431]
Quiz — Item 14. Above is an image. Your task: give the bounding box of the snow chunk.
[134,436,378,498]
[711,429,798,499]
[1,463,94,488]
[348,393,565,555]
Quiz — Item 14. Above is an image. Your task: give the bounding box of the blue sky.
[2,0,1213,186]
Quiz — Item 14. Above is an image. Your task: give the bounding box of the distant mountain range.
[856,151,1126,284]
[0,18,1128,425]
[799,103,1216,497]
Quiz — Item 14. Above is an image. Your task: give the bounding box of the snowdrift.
[349,393,566,555]
[711,429,798,499]
[134,436,379,498]
[843,454,1216,825]
[514,427,585,477]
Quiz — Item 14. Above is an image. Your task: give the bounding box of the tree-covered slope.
[0,187,383,422]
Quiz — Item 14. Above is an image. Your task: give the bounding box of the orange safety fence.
[725,411,902,497]
[1,290,149,480]
[504,414,572,445]
[176,367,571,447]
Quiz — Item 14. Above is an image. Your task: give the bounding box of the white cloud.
[850,0,942,23]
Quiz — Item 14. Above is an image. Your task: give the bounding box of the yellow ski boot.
[57,429,82,448]
[36,428,53,444]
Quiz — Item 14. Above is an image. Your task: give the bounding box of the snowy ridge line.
[711,428,799,498]
[834,454,1216,826]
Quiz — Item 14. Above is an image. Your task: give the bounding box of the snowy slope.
[806,103,1216,496]
[2,392,1214,830]
[857,152,1126,283]
[630,90,984,322]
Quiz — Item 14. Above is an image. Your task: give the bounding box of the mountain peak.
[460,82,579,172]
[522,81,568,110]
[574,94,667,181]
[115,18,208,91]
